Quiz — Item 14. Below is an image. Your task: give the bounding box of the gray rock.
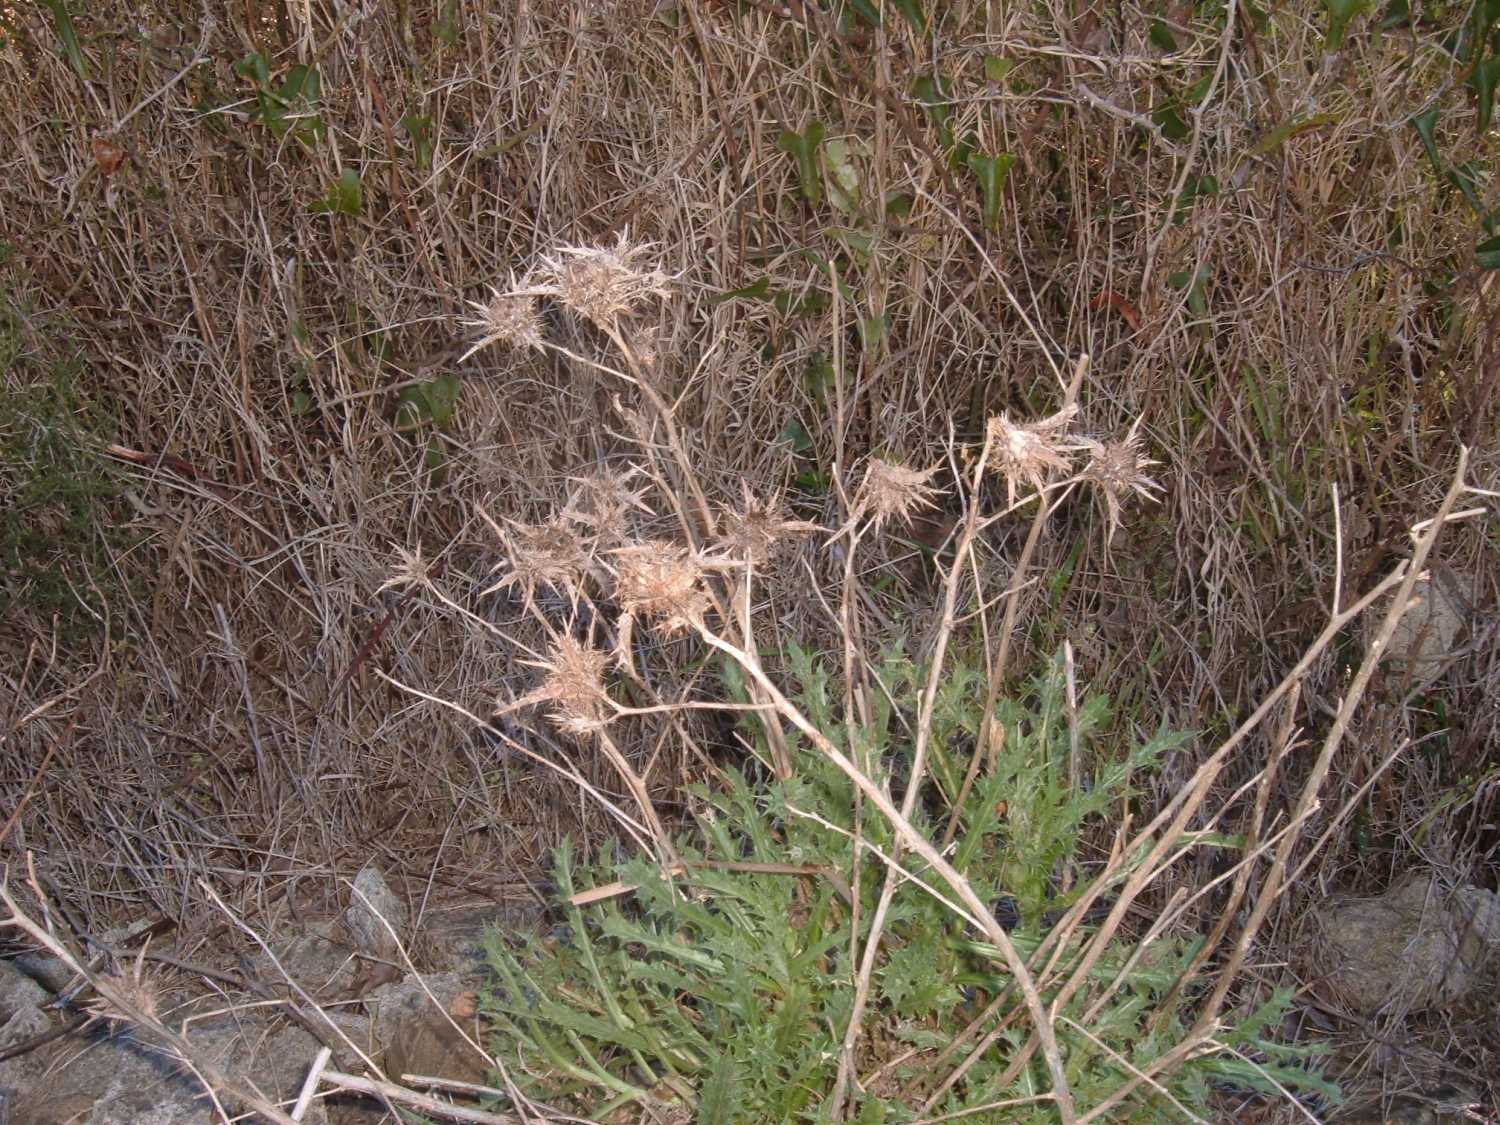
[1377,573,1469,690]
[0,958,51,1017]
[417,900,544,976]
[1309,873,1500,1015]
[8,1014,340,1125]
[7,952,72,995]
[249,918,357,999]
[344,865,408,961]
[370,971,491,1087]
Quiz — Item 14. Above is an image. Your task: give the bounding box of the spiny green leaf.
[696,1055,737,1124]
[1476,234,1500,269]
[1149,18,1179,51]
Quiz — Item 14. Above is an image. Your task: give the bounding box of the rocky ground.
[4,863,1500,1122]
[0,868,542,1123]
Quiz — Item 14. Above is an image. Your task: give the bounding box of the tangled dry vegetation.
[2,0,1498,1119]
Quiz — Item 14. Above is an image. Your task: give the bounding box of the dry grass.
[2,0,1498,1118]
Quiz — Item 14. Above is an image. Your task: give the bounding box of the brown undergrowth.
[1,0,1498,1118]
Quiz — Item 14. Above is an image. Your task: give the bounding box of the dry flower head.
[540,233,673,329]
[719,486,818,563]
[613,540,712,633]
[459,272,547,361]
[853,458,943,530]
[377,543,434,594]
[529,635,614,736]
[487,515,594,598]
[1082,422,1163,544]
[985,405,1087,505]
[88,948,159,1025]
[562,467,652,543]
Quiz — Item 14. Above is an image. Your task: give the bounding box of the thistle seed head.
[532,636,614,736]
[459,272,547,361]
[488,516,594,598]
[562,467,653,544]
[539,233,673,329]
[718,486,818,564]
[853,458,943,531]
[985,406,1087,505]
[1082,422,1163,544]
[613,539,712,634]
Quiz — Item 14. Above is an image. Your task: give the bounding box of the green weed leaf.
[777,123,826,208]
[1323,0,1370,49]
[42,0,89,80]
[892,0,926,33]
[1149,18,1179,51]
[1473,55,1500,134]
[1154,105,1190,142]
[395,374,462,432]
[824,138,863,215]
[966,151,1015,230]
[1411,106,1443,180]
[311,168,363,217]
[401,113,434,169]
[434,0,464,44]
[710,277,773,304]
[982,55,1012,83]
[1476,235,1500,268]
[1243,113,1338,160]
[777,416,815,454]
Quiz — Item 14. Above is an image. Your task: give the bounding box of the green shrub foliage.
[483,648,1335,1121]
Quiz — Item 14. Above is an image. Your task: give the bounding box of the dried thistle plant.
[526,635,615,737]
[985,406,1087,505]
[718,486,818,564]
[458,271,547,361]
[377,543,435,594]
[1082,422,1163,544]
[613,540,713,633]
[539,233,673,330]
[87,949,159,1027]
[852,458,943,531]
[562,467,653,544]
[486,515,595,599]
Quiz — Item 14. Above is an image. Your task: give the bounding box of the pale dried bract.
[613,539,712,633]
[531,635,614,736]
[985,405,1087,505]
[458,272,547,361]
[1081,422,1162,544]
[562,467,653,544]
[853,458,942,531]
[718,486,818,564]
[488,515,595,598]
[540,233,673,329]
